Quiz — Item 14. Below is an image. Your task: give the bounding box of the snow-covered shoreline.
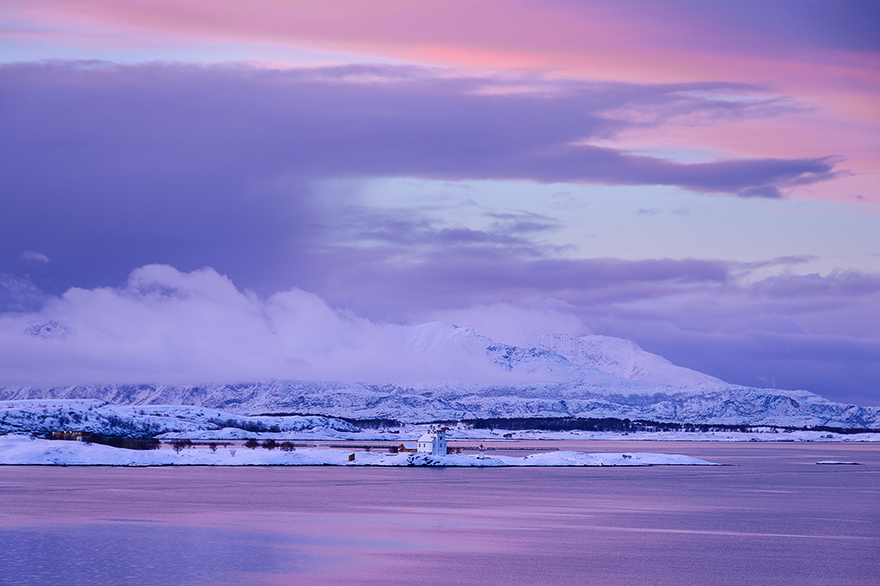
[0,435,719,467]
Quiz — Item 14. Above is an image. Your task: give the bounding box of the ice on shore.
[0,435,718,467]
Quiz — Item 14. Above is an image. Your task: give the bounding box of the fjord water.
[1,442,877,585]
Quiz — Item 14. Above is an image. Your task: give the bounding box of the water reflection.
[1,442,878,585]
[0,523,316,586]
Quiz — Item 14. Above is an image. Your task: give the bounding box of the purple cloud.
[305,249,880,405]
[4,62,818,195]
[0,272,47,313]
[21,251,50,264]
[566,271,880,406]
[0,61,840,296]
[302,252,732,317]
[615,327,880,408]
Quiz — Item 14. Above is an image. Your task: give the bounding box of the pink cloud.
[595,115,879,204]
[9,1,877,205]
[17,1,878,91]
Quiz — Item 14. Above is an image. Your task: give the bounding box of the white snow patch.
[816,461,860,465]
[0,435,719,467]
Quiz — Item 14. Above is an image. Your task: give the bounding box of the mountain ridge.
[2,378,877,429]
[6,322,879,428]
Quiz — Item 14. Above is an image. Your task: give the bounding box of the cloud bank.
[0,62,843,294]
[0,265,561,387]
[2,62,833,193]
[2,264,878,405]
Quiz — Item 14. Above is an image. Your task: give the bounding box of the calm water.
[1,441,878,585]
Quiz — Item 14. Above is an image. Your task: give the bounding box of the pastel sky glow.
[1,1,878,404]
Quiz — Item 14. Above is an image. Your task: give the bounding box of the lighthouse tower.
[417,427,447,455]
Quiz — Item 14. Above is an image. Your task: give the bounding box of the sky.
[1,1,878,405]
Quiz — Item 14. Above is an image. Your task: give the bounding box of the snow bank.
[816,460,860,465]
[0,436,718,467]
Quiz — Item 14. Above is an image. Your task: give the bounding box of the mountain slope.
[530,333,719,386]
[2,379,878,429]
[4,323,878,429]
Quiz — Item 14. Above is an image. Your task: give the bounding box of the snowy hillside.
[2,379,878,430]
[530,333,719,386]
[2,323,878,429]
[0,399,360,438]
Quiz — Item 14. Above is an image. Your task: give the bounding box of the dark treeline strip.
[207,417,282,433]
[341,418,403,429]
[464,417,682,432]
[424,417,880,435]
[42,433,161,450]
[257,413,879,434]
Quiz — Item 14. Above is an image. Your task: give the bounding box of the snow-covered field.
[0,435,718,467]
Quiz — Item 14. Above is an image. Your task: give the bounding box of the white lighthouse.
[417,427,447,455]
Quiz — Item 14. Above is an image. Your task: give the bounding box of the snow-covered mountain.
[530,333,719,386]
[0,399,360,438]
[3,379,875,429]
[3,323,878,429]
[387,322,709,383]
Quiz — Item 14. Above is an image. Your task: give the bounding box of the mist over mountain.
[4,322,878,429]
